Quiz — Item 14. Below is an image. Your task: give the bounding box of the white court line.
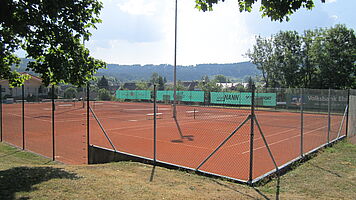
[8,113,86,123]
[104,131,213,151]
[223,128,296,150]
[221,114,335,151]
[240,121,340,155]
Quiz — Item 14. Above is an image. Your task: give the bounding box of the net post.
[86,83,90,164]
[300,88,304,157]
[51,85,55,161]
[22,84,25,150]
[248,84,255,185]
[0,85,2,142]
[345,89,350,137]
[327,88,331,144]
[153,84,157,165]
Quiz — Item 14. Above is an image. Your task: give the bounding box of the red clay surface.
[1,101,346,181]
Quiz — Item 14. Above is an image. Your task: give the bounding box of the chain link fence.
[0,83,352,183]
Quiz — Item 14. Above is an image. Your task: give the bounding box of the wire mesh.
[24,86,52,158]
[329,89,348,140]
[89,85,155,160]
[253,88,301,180]
[156,91,251,181]
[0,81,352,183]
[348,90,356,137]
[2,86,23,148]
[55,85,87,164]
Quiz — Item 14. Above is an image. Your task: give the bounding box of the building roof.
[0,73,42,84]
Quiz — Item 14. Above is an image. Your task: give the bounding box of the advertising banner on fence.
[156,91,205,102]
[286,92,347,111]
[116,90,151,100]
[210,92,276,106]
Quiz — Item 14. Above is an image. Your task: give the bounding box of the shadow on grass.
[211,179,258,199]
[0,166,80,200]
[308,163,342,177]
[0,150,22,158]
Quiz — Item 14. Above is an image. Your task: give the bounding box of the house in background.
[0,73,49,99]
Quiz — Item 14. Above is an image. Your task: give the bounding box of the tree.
[246,36,276,88]
[98,88,112,101]
[97,76,109,90]
[150,72,165,90]
[150,72,160,85]
[64,87,78,99]
[247,25,356,89]
[135,81,149,90]
[309,25,356,89]
[157,76,165,90]
[273,31,302,88]
[213,74,227,83]
[195,0,319,21]
[0,0,106,87]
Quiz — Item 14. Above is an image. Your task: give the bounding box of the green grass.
[0,139,355,199]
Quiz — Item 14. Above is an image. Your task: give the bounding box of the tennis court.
[88,101,346,182]
[0,88,349,183]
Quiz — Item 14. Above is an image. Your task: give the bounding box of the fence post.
[345,89,350,137]
[52,85,55,161]
[22,85,25,150]
[0,85,2,142]
[248,84,255,185]
[153,85,157,165]
[327,88,331,144]
[300,88,304,157]
[87,84,90,164]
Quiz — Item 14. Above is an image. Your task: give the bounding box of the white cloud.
[324,0,337,3]
[330,14,338,20]
[88,0,252,65]
[118,0,157,16]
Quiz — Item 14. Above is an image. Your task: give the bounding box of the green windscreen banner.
[116,90,151,100]
[210,92,276,106]
[157,91,204,102]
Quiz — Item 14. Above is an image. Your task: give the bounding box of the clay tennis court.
[1,101,346,182]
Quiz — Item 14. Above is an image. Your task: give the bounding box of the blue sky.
[84,0,355,65]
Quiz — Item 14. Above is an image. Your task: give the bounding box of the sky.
[35,0,356,66]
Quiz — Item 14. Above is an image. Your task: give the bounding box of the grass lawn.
[0,139,355,200]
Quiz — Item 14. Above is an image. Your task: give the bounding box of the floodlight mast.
[173,0,178,118]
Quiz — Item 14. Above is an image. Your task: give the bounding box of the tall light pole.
[173,0,178,118]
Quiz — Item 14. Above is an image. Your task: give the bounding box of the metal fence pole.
[248,84,255,185]
[153,85,157,165]
[22,85,25,150]
[0,85,2,142]
[52,85,55,161]
[327,88,331,144]
[345,89,350,137]
[172,0,178,118]
[300,88,304,157]
[87,84,90,164]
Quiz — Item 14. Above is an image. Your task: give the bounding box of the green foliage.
[98,88,112,101]
[150,72,165,90]
[64,87,78,99]
[195,0,316,21]
[247,24,356,89]
[213,74,228,83]
[0,0,106,87]
[97,76,109,90]
[135,82,149,90]
[198,79,222,92]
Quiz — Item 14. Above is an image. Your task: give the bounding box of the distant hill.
[96,62,259,82]
[14,59,259,82]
